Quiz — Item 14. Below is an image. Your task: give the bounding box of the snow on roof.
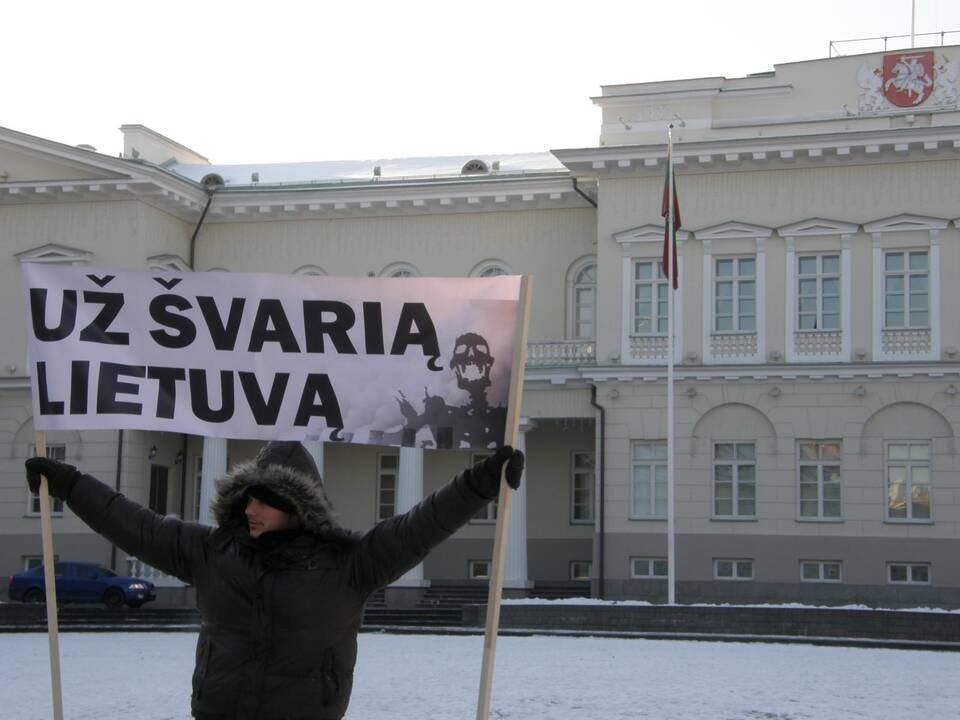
[168,152,565,187]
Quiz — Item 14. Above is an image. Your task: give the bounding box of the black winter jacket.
[66,451,495,720]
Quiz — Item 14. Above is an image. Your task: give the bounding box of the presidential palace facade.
[2,44,959,606]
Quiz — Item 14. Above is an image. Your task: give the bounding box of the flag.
[661,161,680,290]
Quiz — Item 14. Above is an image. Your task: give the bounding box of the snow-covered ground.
[3,632,957,720]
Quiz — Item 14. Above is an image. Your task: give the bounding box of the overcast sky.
[5,0,960,164]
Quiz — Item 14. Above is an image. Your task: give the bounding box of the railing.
[829,30,959,57]
[126,558,187,587]
[526,340,596,367]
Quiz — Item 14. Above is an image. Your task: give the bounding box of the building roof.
[167,152,566,188]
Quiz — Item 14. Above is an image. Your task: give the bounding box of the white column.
[755,236,767,363]
[198,436,227,526]
[392,446,427,587]
[929,229,941,361]
[503,419,532,589]
[840,233,853,361]
[302,440,325,479]
[871,233,883,361]
[621,243,633,364]
[701,239,713,363]
[784,236,797,362]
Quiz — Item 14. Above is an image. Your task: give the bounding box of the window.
[27,445,66,516]
[886,442,931,521]
[471,453,498,522]
[797,255,840,330]
[888,562,931,584]
[632,260,667,335]
[376,453,398,521]
[713,443,755,518]
[468,560,490,580]
[714,257,755,332]
[631,442,667,519]
[22,555,57,571]
[883,251,928,328]
[193,456,203,520]
[571,452,595,523]
[714,559,754,580]
[572,262,597,340]
[570,561,592,581]
[148,465,169,515]
[477,264,508,278]
[801,560,842,583]
[631,558,668,578]
[798,441,842,520]
[382,262,420,278]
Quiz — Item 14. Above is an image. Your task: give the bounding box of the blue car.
[7,561,156,608]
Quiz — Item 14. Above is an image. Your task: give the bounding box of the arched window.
[471,259,511,278]
[569,259,597,340]
[293,265,327,276]
[461,159,489,175]
[381,262,420,278]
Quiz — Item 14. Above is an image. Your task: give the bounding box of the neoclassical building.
[2,43,959,606]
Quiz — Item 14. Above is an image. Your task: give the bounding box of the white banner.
[22,265,522,449]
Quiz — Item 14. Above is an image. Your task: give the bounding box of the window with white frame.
[883,251,929,328]
[632,260,667,335]
[888,562,930,584]
[570,452,595,523]
[570,561,592,581]
[471,453,498,522]
[714,257,755,332]
[800,560,841,582]
[886,442,931,521]
[27,444,66,516]
[714,558,754,580]
[193,456,203,520]
[474,262,509,278]
[148,465,169,515]
[572,262,597,340]
[383,263,419,278]
[631,442,667,519]
[468,560,490,580]
[798,441,842,520]
[713,443,755,518]
[377,453,398,521]
[797,255,840,330]
[23,555,56,571]
[631,557,668,578]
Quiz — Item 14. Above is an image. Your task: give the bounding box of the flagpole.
[666,126,677,606]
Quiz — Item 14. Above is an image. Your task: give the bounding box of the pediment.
[0,143,119,184]
[613,223,690,244]
[777,218,859,237]
[146,254,191,272]
[693,221,772,241]
[15,243,93,265]
[863,214,950,234]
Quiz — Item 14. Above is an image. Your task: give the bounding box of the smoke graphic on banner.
[21,265,522,448]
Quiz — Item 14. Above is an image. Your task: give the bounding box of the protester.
[26,440,523,720]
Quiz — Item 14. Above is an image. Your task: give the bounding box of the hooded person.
[25,441,524,720]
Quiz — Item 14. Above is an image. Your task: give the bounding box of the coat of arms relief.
[857,51,959,112]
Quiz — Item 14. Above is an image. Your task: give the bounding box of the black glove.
[470,446,525,498]
[25,457,82,502]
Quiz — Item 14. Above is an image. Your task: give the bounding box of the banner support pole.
[35,430,65,720]
[475,274,533,720]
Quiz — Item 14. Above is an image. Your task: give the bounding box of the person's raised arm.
[25,457,211,584]
[347,446,523,594]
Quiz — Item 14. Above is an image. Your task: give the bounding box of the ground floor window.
[22,555,57,571]
[800,560,841,582]
[714,558,754,580]
[148,464,169,515]
[570,561,592,581]
[570,451,595,523]
[469,560,491,580]
[376,453,398,520]
[888,562,930,584]
[631,557,668,578]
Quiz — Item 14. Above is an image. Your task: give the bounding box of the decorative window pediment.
[614,224,690,245]
[694,221,772,242]
[863,214,949,234]
[777,218,859,237]
[15,243,92,265]
[147,254,191,272]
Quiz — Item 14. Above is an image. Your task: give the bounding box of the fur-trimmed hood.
[209,441,339,534]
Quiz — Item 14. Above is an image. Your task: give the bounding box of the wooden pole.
[475,274,533,720]
[34,431,65,720]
